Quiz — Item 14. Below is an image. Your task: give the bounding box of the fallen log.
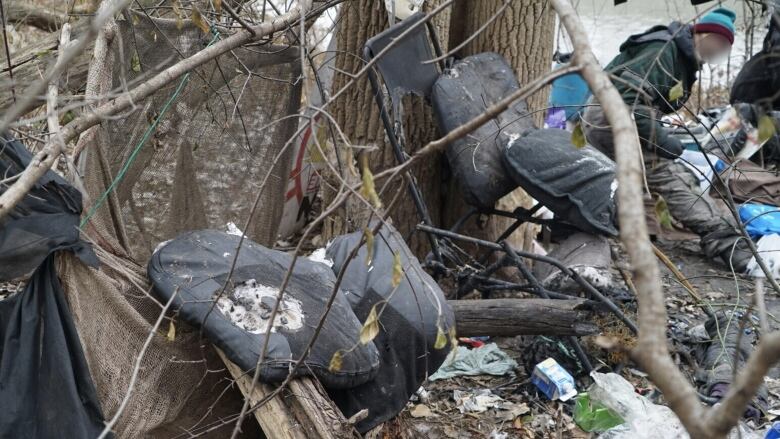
[449,298,599,337]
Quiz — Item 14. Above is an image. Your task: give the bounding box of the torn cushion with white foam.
[147,229,380,389]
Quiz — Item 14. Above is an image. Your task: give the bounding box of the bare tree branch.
[549,0,708,433]
[5,1,68,32]
[0,0,131,135]
[0,0,317,221]
[551,1,780,437]
[45,23,71,161]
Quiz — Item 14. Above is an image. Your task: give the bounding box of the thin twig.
[755,278,770,335]
[0,0,133,134]
[222,1,255,36]
[46,23,71,164]
[423,0,510,64]
[0,0,322,221]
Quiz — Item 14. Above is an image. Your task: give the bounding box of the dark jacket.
[731,13,780,111]
[605,22,700,151]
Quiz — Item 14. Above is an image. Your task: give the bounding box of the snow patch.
[610,179,618,199]
[747,234,780,278]
[226,222,245,237]
[216,279,304,334]
[575,266,612,289]
[384,0,425,20]
[506,132,521,149]
[307,247,333,267]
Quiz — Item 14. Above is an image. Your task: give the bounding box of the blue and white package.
[531,357,577,401]
[739,203,780,239]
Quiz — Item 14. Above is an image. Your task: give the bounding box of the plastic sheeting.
[0,134,105,438]
[739,203,780,239]
[502,128,618,236]
[147,229,379,389]
[0,133,97,279]
[590,372,688,439]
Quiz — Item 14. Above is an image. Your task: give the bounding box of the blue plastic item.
[764,421,780,438]
[739,203,780,239]
[545,107,567,129]
[549,68,590,121]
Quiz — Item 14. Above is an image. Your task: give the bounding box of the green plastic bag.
[573,392,624,432]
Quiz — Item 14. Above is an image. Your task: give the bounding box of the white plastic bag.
[590,372,688,439]
[591,373,764,439]
[384,0,424,20]
[746,233,780,278]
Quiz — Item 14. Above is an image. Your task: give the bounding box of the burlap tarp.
[57,13,301,438]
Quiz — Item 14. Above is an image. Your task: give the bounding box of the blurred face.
[694,33,733,64]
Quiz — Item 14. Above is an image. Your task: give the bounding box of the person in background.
[581,7,754,272]
[730,3,780,165]
[731,2,779,112]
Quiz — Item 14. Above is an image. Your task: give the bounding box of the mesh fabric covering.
[88,14,301,258]
[58,13,301,438]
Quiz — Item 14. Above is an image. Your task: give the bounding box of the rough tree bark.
[5,1,69,31]
[323,0,553,259]
[445,0,555,255]
[450,298,599,336]
[449,0,554,126]
[0,19,90,112]
[322,0,450,257]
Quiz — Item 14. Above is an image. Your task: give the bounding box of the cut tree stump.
[216,349,359,439]
[449,298,599,336]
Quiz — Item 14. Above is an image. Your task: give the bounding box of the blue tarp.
[739,203,780,239]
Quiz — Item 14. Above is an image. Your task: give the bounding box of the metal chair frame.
[362,14,636,362]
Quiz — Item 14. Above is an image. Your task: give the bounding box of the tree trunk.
[0,20,90,112]
[323,0,554,261]
[445,0,555,255]
[322,0,449,257]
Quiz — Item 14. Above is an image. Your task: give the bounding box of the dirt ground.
[375,234,779,439]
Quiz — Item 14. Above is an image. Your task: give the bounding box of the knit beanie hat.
[694,7,737,45]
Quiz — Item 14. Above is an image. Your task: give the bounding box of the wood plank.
[216,348,359,439]
[286,378,358,439]
[217,349,307,439]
